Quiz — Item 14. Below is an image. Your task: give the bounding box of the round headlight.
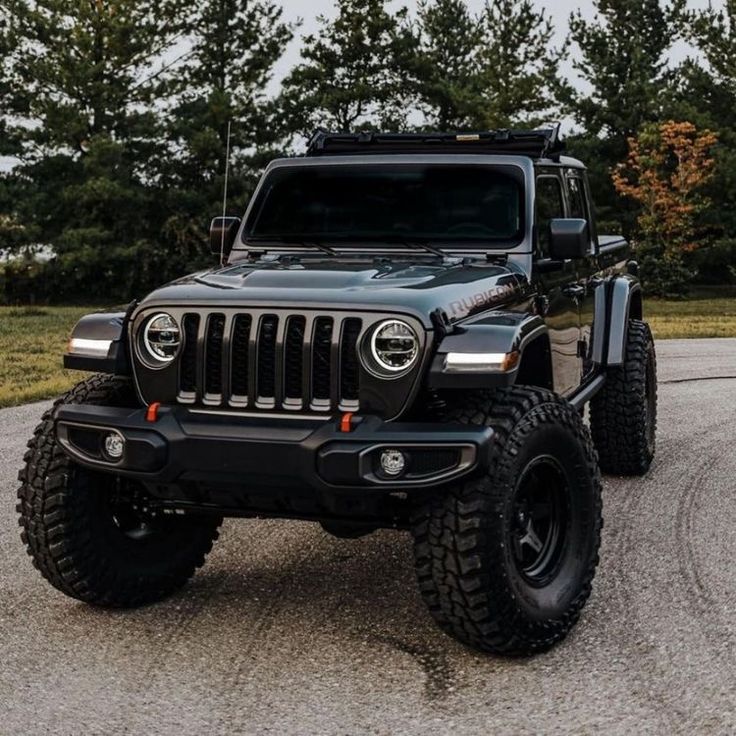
[370,319,419,374]
[143,313,180,363]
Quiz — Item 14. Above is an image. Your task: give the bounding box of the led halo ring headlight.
[368,319,419,375]
[142,312,181,365]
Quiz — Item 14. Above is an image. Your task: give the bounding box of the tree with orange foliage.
[612,121,718,296]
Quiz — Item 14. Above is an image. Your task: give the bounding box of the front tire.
[17,374,221,607]
[411,387,602,656]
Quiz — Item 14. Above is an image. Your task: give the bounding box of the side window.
[567,176,586,219]
[535,176,564,257]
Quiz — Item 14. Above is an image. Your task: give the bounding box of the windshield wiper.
[245,235,449,258]
[302,241,337,255]
[400,241,447,258]
[244,237,337,256]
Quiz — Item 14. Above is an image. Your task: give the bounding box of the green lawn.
[0,306,94,408]
[646,287,736,339]
[1,293,735,408]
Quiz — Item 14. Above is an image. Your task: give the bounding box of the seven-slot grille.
[177,310,363,412]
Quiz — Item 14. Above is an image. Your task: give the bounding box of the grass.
[1,290,735,408]
[646,287,736,340]
[0,306,94,408]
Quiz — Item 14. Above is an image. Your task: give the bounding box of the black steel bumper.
[55,405,493,496]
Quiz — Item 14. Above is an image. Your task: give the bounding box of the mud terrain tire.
[17,375,221,607]
[411,387,602,656]
[590,319,657,476]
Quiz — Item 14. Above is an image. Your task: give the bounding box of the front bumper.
[55,405,493,496]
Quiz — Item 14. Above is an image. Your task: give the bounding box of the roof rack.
[305,125,564,160]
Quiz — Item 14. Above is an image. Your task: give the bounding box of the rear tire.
[411,387,602,656]
[17,374,222,607]
[590,320,657,475]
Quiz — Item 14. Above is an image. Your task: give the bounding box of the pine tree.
[408,0,482,130]
[668,1,736,283]
[0,6,12,156]
[161,0,295,258]
[1,0,189,300]
[564,0,682,239]
[0,5,31,254]
[688,0,736,96]
[471,0,564,129]
[406,0,564,132]
[566,0,680,140]
[281,0,414,134]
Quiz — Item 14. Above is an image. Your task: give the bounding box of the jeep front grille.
[176,310,364,413]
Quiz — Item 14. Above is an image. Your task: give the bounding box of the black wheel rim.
[107,475,159,541]
[510,456,569,586]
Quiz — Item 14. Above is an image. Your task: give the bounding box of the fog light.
[380,449,406,477]
[103,432,125,461]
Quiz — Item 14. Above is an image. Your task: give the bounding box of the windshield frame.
[234,155,534,255]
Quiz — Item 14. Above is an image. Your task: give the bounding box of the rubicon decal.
[447,282,520,319]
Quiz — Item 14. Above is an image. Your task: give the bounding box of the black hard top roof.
[305,126,564,160]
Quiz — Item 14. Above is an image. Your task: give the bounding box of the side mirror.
[209,216,241,257]
[548,218,589,260]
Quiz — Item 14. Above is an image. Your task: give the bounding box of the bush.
[636,241,694,298]
[1,259,55,305]
[690,239,736,285]
[1,238,211,305]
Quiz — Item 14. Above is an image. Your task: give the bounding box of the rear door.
[565,170,599,381]
[534,172,582,397]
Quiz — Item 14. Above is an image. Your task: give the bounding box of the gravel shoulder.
[1,339,735,735]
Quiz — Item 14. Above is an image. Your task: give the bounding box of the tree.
[1,0,190,301]
[566,0,681,141]
[673,1,736,276]
[281,0,414,134]
[564,0,684,239]
[687,0,736,97]
[0,5,30,255]
[0,5,13,156]
[161,0,295,260]
[470,0,564,129]
[612,121,718,296]
[406,0,482,130]
[4,0,189,153]
[406,0,564,131]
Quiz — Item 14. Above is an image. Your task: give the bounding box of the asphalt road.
[1,338,735,735]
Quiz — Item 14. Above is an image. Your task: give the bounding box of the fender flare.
[428,313,549,389]
[602,275,642,366]
[64,305,134,374]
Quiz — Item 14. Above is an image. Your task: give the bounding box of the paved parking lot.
[1,339,735,735]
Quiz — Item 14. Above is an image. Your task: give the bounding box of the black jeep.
[18,129,657,656]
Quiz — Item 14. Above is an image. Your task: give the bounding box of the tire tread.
[590,320,657,475]
[411,386,602,655]
[17,374,220,607]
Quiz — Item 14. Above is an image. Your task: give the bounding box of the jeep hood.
[139,257,529,325]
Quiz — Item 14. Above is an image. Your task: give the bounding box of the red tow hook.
[340,412,355,433]
[145,402,161,423]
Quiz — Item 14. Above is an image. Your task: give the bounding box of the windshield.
[241,164,524,247]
